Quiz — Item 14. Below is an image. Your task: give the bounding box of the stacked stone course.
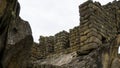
[31,0,120,58]
[31,0,120,68]
[54,31,69,53]
[69,26,80,52]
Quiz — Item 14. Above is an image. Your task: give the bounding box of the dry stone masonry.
[31,0,120,68]
[1,0,120,68]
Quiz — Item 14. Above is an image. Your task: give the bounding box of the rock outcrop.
[1,0,120,68]
[31,0,120,68]
[0,0,33,68]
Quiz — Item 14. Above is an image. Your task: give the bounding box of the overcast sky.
[18,0,114,43]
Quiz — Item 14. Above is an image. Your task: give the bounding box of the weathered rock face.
[0,0,33,68]
[1,0,120,68]
[31,0,120,68]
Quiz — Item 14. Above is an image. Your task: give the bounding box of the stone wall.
[31,29,80,60]
[77,0,120,68]
[69,26,80,52]
[38,36,55,58]
[31,0,120,58]
[54,31,69,53]
[31,42,40,61]
[31,0,120,68]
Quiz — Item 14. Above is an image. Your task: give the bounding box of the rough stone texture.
[31,0,120,68]
[1,0,120,68]
[0,0,33,68]
[54,31,69,53]
[31,42,40,61]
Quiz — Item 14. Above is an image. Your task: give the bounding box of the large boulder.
[0,0,33,68]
